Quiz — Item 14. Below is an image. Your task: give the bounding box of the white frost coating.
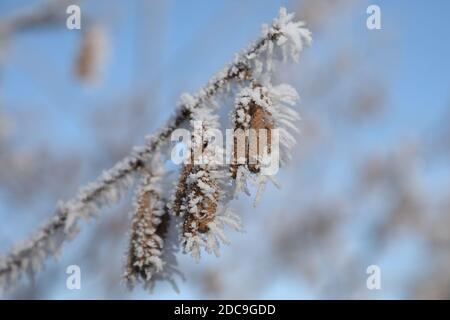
[124,156,164,288]
[172,7,311,121]
[184,209,244,262]
[148,213,184,292]
[0,7,311,292]
[178,7,309,260]
[0,153,138,294]
[262,7,312,63]
[123,155,183,292]
[267,83,301,166]
[179,98,238,260]
[231,82,300,205]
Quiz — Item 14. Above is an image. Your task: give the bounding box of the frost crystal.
[263,7,312,63]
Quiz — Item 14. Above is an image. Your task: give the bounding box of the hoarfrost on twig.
[0,7,311,293]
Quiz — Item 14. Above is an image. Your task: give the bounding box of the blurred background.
[1,0,450,299]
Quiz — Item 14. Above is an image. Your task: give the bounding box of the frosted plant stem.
[0,7,311,293]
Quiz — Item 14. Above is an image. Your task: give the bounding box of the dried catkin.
[169,163,193,217]
[232,83,275,176]
[75,24,108,83]
[124,164,173,289]
[231,81,300,204]
[169,97,243,261]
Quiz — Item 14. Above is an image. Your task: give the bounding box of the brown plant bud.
[231,83,275,176]
[124,169,167,289]
[169,163,192,217]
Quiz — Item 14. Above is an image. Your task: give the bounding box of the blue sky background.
[2,0,450,148]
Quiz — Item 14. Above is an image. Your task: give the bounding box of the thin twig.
[0,15,293,292]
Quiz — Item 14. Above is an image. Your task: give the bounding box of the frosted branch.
[0,7,311,293]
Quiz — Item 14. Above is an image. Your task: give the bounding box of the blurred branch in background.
[0,0,71,35]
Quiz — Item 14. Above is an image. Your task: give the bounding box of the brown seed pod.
[182,169,219,235]
[74,25,107,83]
[248,103,274,172]
[124,170,167,288]
[231,83,275,176]
[170,163,192,217]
